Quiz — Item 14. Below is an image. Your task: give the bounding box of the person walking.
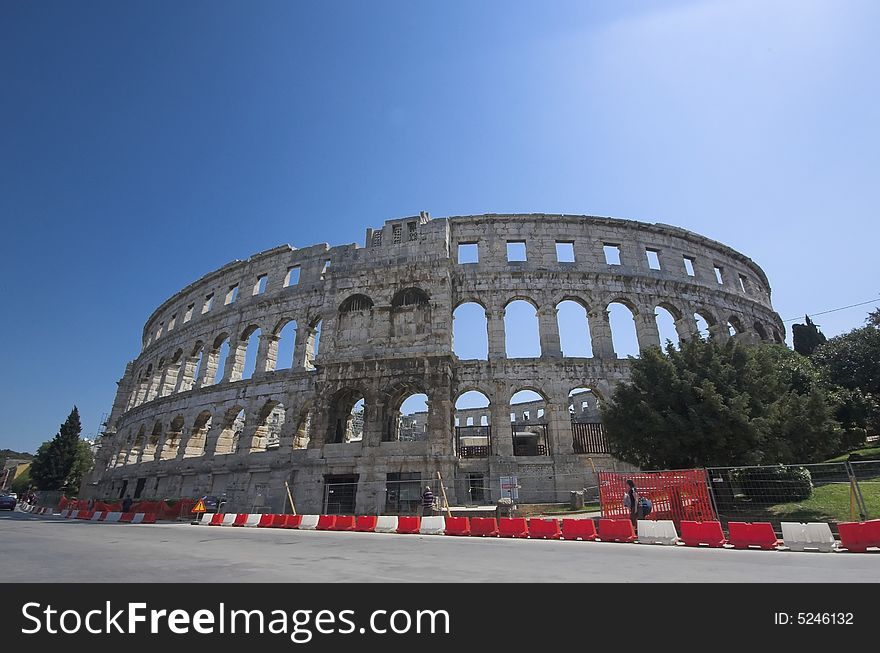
[623,479,643,528]
[121,495,133,513]
[421,485,435,517]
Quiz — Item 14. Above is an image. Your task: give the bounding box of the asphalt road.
[2,510,878,582]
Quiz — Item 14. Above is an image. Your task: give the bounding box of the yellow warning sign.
[192,499,206,513]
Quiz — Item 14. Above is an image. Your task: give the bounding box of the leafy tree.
[29,407,84,494]
[601,338,857,469]
[792,315,827,356]
[812,326,880,433]
[866,307,880,329]
[66,440,94,497]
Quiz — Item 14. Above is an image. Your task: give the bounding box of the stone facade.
[84,213,784,513]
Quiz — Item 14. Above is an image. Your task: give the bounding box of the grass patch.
[766,478,880,523]
[824,446,880,463]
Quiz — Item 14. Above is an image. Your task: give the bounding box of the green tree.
[600,338,855,469]
[29,407,84,494]
[65,440,94,497]
[866,307,880,329]
[812,326,880,434]
[792,315,827,356]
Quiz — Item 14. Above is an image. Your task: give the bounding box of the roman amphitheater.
[85,213,785,514]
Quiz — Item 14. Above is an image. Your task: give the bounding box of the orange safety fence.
[598,469,716,527]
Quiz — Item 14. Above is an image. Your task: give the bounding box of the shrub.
[732,465,813,503]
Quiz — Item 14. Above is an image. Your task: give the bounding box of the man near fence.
[623,479,644,528]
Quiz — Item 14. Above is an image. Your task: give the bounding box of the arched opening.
[161,349,183,397]
[608,302,639,358]
[452,302,488,360]
[454,390,491,458]
[305,319,322,370]
[392,393,429,442]
[216,407,245,454]
[252,401,286,451]
[209,335,231,385]
[655,305,681,349]
[129,426,145,464]
[569,387,608,454]
[293,404,313,449]
[183,411,212,458]
[339,294,374,313]
[145,421,163,461]
[694,312,713,339]
[328,390,365,444]
[391,287,429,307]
[274,319,297,370]
[241,327,262,379]
[728,316,745,337]
[754,321,768,341]
[557,300,593,357]
[161,415,185,460]
[391,288,431,338]
[510,389,549,456]
[177,342,203,392]
[504,299,541,358]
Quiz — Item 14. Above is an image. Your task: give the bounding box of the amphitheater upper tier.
[87,212,785,514]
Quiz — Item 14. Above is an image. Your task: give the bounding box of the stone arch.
[654,305,681,349]
[338,293,374,313]
[556,299,593,358]
[251,400,286,451]
[145,420,163,461]
[215,405,246,455]
[504,299,541,358]
[304,317,322,370]
[454,390,491,458]
[161,415,185,460]
[453,302,488,360]
[273,318,298,370]
[292,401,314,449]
[327,388,368,444]
[183,410,212,458]
[727,315,745,336]
[391,287,430,307]
[207,333,231,385]
[129,424,146,464]
[607,301,639,358]
[509,388,549,456]
[239,325,262,380]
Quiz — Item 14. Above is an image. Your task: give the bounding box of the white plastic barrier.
[131,513,146,524]
[375,516,399,533]
[90,512,104,521]
[104,512,122,523]
[420,516,446,535]
[221,513,237,526]
[244,514,262,527]
[69,510,79,519]
[637,520,680,545]
[299,515,320,530]
[781,522,838,552]
[60,509,70,518]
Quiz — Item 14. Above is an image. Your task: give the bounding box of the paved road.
[2,511,877,582]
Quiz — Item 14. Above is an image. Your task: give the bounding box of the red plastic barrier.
[331,515,356,531]
[470,517,499,537]
[397,516,422,534]
[355,516,378,532]
[317,515,338,530]
[444,517,471,536]
[562,518,598,541]
[499,517,529,538]
[76,510,95,520]
[231,514,249,527]
[258,514,275,527]
[680,520,726,547]
[208,513,225,526]
[598,518,637,543]
[280,514,303,529]
[727,522,780,550]
[838,520,880,553]
[140,513,157,524]
[119,512,136,523]
[528,518,561,540]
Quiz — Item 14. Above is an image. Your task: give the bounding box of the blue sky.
[1,0,878,453]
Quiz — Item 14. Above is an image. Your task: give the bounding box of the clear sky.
[1,0,878,454]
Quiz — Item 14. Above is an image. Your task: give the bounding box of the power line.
[782,297,879,323]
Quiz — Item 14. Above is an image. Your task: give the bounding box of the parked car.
[0,494,17,510]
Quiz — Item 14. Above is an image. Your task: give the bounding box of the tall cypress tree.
[29,407,83,492]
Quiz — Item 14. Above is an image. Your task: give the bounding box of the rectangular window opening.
[201,293,214,314]
[253,275,267,296]
[372,231,383,246]
[225,284,239,305]
[683,256,695,277]
[458,242,478,264]
[408,221,418,241]
[646,248,661,270]
[603,244,621,266]
[506,241,527,262]
[555,241,575,263]
[738,274,749,293]
[321,260,330,279]
[168,314,176,332]
[392,224,402,244]
[184,304,194,323]
[714,266,724,285]
[285,266,300,287]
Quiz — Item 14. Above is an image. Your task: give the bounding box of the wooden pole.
[284,481,297,516]
[850,481,856,522]
[436,471,452,518]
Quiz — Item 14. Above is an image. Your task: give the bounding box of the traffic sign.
[192,498,206,513]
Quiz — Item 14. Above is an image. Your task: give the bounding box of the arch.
[607,302,639,358]
[772,326,783,344]
[183,411,212,458]
[392,393,429,442]
[129,425,146,464]
[391,287,429,307]
[654,305,680,349]
[274,319,297,370]
[292,403,313,450]
[452,302,488,360]
[509,389,549,456]
[241,326,262,379]
[568,387,604,421]
[694,312,712,339]
[339,293,374,313]
[305,318,322,370]
[161,415,185,460]
[504,299,541,358]
[556,300,593,358]
[754,321,768,341]
[216,406,246,454]
[209,334,231,385]
[145,420,163,461]
[327,388,367,444]
[454,390,491,458]
[251,400,286,451]
[727,316,745,336]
